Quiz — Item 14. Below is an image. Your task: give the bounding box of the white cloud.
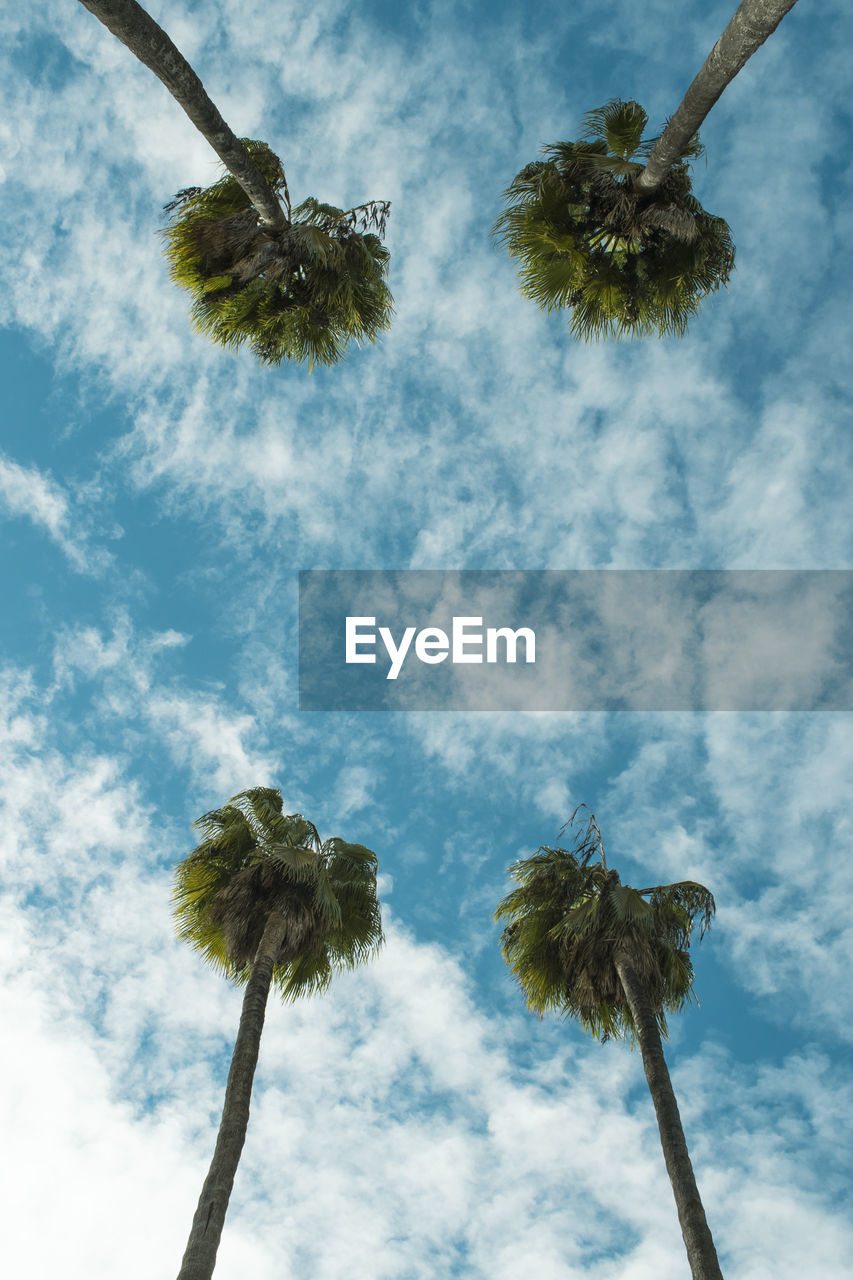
[0,451,110,572]
[147,688,280,794]
[49,614,280,796]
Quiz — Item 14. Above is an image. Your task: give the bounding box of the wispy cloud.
[0,451,110,572]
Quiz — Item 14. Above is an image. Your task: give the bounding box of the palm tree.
[172,786,383,1280]
[77,0,393,366]
[495,808,723,1280]
[496,0,799,339]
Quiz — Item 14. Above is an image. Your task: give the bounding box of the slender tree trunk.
[177,911,289,1280]
[614,952,724,1280]
[634,0,800,194]
[77,0,287,227]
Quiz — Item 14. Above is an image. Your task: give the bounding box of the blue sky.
[1,0,852,1276]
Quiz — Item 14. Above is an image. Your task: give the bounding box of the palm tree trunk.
[177,911,289,1280]
[77,0,287,227]
[634,0,800,194]
[613,952,724,1280]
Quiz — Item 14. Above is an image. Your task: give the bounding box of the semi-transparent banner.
[298,570,853,711]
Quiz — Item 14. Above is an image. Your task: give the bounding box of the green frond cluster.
[579,99,653,163]
[162,141,393,368]
[173,786,383,1000]
[494,100,734,340]
[495,812,715,1042]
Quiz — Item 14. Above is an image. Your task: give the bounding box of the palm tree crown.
[173,786,383,995]
[163,143,392,369]
[495,806,714,1038]
[495,100,734,341]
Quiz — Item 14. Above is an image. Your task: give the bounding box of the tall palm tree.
[495,808,723,1280]
[496,0,799,339]
[172,786,383,1280]
[77,0,393,366]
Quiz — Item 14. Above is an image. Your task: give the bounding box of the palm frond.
[579,99,651,160]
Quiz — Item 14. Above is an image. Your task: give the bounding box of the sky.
[1,0,851,1276]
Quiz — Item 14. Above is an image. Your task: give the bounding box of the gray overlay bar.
[298,571,852,711]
